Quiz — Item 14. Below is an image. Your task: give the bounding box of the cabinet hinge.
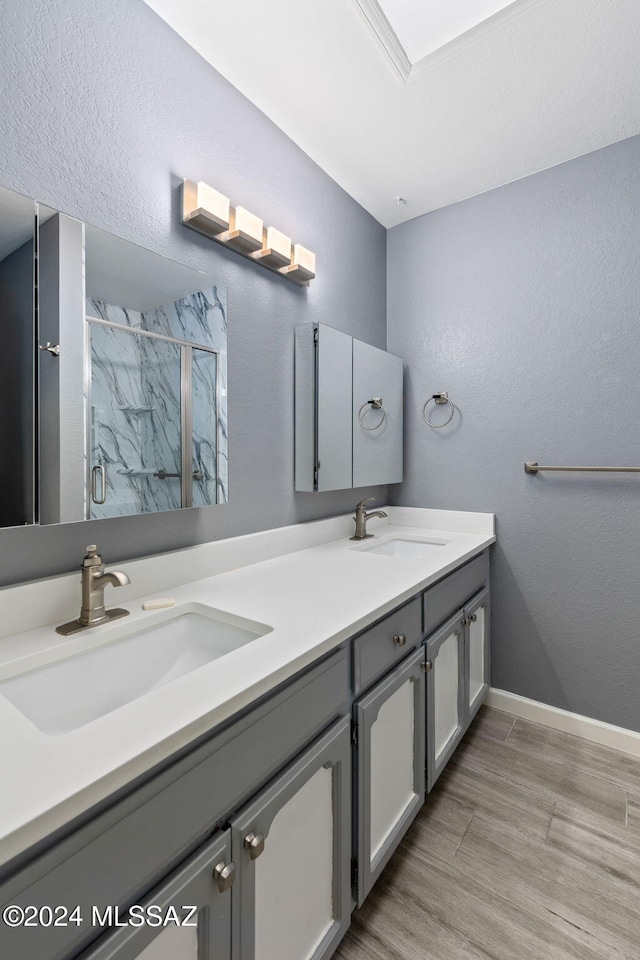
[351,719,359,748]
[351,857,358,890]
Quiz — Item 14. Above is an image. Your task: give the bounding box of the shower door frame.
[86,315,221,518]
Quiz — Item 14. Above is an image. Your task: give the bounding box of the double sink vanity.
[0,506,494,960]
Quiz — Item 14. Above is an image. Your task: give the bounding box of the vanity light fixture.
[181,179,315,285]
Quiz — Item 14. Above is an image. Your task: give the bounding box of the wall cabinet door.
[464,587,490,722]
[425,612,466,792]
[352,338,404,488]
[354,647,425,906]
[229,717,351,960]
[79,831,232,960]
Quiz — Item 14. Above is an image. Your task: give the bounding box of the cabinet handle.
[421,659,433,672]
[393,634,407,646]
[244,831,265,860]
[213,860,236,892]
[469,613,477,623]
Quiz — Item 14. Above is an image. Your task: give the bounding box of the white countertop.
[0,507,494,868]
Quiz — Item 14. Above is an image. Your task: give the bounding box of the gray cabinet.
[294,323,403,492]
[425,612,466,791]
[79,718,353,960]
[230,718,351,960]
[0,650,348,960]
[424,555,491,792]
[77,832,232,960]
[465,587,491,722]
[353,648,425,906]
[352,597,421,696]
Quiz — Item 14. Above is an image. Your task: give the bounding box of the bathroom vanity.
[0,508,494,960]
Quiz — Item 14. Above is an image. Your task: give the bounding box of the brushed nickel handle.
[244,832,265,860]
[469,613,477,623]
[91,465,106,504]
[39,341,60,357]
[213,860,235,892]
[422,659,433,672]
[393,634,407,647]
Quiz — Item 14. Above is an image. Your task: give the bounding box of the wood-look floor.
[334,706,640,960]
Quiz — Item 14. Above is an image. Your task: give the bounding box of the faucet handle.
[355,497,376,511]
[83,544,103,567]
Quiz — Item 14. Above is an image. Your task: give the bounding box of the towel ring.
[422,392,455,428]
[358,397,386,430]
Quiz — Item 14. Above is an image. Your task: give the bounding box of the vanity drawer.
[0,648,349,960]
[423,551,488,636]
[352,597,421,695]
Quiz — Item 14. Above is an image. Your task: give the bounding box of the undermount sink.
[355,535,450,559]
[0,604,272,736]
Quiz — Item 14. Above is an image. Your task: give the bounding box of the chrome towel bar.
[525,461,640,474]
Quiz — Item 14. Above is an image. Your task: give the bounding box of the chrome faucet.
[349,497,388,541]
[56,545,130,636]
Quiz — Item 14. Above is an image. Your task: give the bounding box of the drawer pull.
[244,831,265,860]
[213,860,236,892]
[393,634,407,647]
[421,659,433,672]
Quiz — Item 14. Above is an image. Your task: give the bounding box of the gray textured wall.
[388,134,640,732]
[0,0,387,585]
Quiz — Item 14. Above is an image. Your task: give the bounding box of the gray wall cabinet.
[354,648,426,906]
[352,338,403,488]
[294,323,403,492]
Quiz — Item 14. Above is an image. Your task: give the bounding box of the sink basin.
[355,536,450,559]
[0,604,272,736]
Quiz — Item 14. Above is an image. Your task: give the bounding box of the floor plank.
[334,706,640,960]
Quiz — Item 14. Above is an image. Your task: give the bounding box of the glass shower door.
[89,323,182,519]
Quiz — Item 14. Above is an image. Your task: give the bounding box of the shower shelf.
[117,405,155,414]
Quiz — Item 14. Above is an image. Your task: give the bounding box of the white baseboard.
[486,688,640,759]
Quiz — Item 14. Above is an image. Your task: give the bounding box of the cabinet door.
[352,338,403,487]
[425,612,465,792]
[230,718,351,960]
[78,831,232,960]
[465,587,491,722]
[294,323,352,492]
[354,647,425,906]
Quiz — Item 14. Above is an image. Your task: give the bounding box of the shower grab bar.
[525,461,640,474]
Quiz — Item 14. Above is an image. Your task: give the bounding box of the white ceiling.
[143,0,640,228]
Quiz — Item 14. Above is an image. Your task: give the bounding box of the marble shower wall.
[87,285,227,520]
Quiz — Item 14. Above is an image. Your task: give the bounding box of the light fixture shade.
[217,206,263,253]
[252,226,292,268]
[280,244,316,283]
[182,180,230,235]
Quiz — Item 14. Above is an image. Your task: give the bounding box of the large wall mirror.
[0,184,227,530]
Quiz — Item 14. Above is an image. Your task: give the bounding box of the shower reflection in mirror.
[83,226,228,521]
